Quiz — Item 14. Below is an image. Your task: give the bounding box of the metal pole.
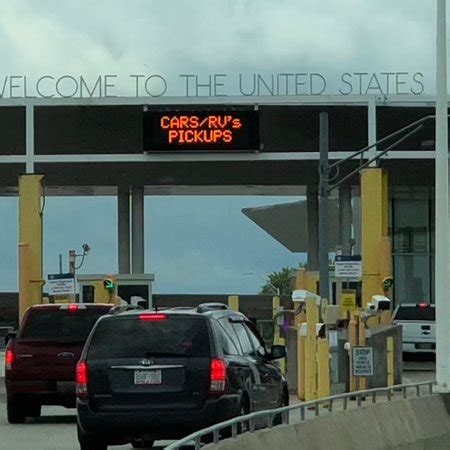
[307,185,319,271]
[131,186,145,273]
[59,253,63,274]
[319,112,330,301]
[339,185,352,255]
[436,0,449,391]
[68,250,76,275]
[118,186,131,274]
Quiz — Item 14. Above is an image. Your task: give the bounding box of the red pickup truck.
[4,303,114,423]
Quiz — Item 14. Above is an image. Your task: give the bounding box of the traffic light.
[103,277,116,293]
[382,277,394,291]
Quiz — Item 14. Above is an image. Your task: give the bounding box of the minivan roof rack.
[197,303,230,313]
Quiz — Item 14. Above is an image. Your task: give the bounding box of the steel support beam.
[118,186,131,274]
[307,185,319,271]
[319,112,330,301]
[131,186,145,273]
[18,174,44,319]
[339,185,352,255]
[435,0,450,391]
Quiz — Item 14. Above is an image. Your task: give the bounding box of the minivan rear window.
[394,305,435,321]
[88,315,210,360]
[19,308,108,341]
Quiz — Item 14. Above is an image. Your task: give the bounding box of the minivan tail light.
[5,350,14,371]
[68,304,78,312]
[139,313,167,321]
[210,358,226,395]
[418,303,428,309]
[76,361,88,399]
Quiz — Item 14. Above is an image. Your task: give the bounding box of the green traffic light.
[103,279,115,291]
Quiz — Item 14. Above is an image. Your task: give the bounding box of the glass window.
[244,322,267,357]
[88,316,210,360]
[393,199,429,253]
[256,320,274,347]
[394,255,430,304]
[19,308,108,341]
[231,322,254,355]
[215,321,240,356]
[394,305,435,321]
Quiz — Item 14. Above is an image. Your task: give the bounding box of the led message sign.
[143,110,259,151]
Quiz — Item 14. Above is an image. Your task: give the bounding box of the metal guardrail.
[166,381,435,449]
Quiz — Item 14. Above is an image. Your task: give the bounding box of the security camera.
[82,243,91,253]
[369,295,391,311]
[291,289,321,305]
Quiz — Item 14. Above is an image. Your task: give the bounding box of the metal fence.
[166,381,435,449]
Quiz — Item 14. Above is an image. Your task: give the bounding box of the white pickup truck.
[392,303,435,354]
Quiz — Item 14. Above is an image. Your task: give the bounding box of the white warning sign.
[352,346,374,377]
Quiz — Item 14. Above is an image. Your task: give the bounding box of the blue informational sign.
[48,273,75,280]
[47,273,75,295]
[335,255,362,262]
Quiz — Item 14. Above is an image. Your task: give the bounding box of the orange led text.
[160,114,243,144]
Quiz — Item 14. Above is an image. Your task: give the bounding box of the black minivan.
[76,303,288,449]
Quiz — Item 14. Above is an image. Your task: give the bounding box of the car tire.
[273,389,289,426]
[238,394,250,434]
[131,439,155,448]
[77,424,107,450]
[7,397,26,424]
[219,394,250,441]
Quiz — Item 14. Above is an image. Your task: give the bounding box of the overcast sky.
[0,0,440,294]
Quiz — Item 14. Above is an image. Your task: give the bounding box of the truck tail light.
[5,350,14,371]
[210,358,226,395]
[76,361,88,399]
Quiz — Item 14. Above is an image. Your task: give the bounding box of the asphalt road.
[0,397,171,450]
[0,360,435,450]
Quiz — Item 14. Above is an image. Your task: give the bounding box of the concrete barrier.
[209,395,450,450]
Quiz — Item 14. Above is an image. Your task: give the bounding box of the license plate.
[134,370,162,385]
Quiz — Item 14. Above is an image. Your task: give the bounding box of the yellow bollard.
[19,174,45,319]
[317,338,330,399]
[295,268,308,290]
[295,310,307,400]
[298,332,306,400]
[387,337,394,386]
[228,295,239,312]
[348,314,357,392]
[305,297,319,401]
[306,272,320,295]
[380,309,392,325]
[361,168,389,306]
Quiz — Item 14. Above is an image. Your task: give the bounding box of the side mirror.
[4,332,16,346]
[269,344,286,360]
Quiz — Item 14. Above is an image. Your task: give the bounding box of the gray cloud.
[0,0,437,92]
